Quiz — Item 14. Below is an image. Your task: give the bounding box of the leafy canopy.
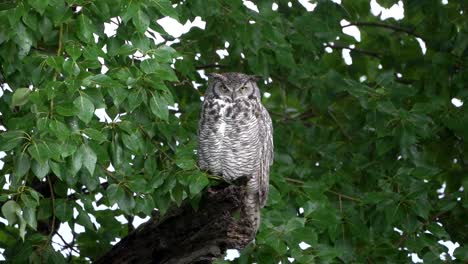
[0,0,467,263]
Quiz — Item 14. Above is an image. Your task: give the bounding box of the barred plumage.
[197,72,274,232]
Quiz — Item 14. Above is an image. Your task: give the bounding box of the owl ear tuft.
[249,75,263,82]
[207,73,225,81]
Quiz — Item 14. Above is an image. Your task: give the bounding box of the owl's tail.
[243,177,262,234]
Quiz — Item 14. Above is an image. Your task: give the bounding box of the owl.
[197,72,274,232]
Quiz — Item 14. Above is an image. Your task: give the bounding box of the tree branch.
[94,184,256,264]
[325,43,382,58]
[195,64,229,70]
[343,22,424,40]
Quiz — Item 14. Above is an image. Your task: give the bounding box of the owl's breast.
[198,98,261,179]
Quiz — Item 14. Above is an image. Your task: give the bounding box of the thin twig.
[195,64,229,70]
[328,109,352,141]
[47,176,56,240]
[326,189,361,202]
[56,231,80,254]
[344,21,424,40]
[284,177,362,202]
[284,177,304,184]
[325,43,382,58]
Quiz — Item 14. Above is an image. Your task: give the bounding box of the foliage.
[0,0,467,263]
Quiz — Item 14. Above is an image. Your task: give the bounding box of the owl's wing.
[197,100,209,170]
[258,106,274,207]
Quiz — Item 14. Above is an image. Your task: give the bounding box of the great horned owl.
[197,72,274,232]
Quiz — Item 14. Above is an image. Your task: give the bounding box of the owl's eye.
[240,86,246,90]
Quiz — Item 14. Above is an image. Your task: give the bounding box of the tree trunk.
[94,184,255,264]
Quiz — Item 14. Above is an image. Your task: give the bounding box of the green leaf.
[149,94,169,121]
[49,120,70,141]
[0,0,16,11]
[171,184,184,207]
[28,0,49,14]
[83,128,108,143]
[77,210,95,231]
[80,144,97,175]
[135,195,155,215]
[28,142,50,163]
[63,59,80,76]
[110,135,124,168]
[131,33,150,53]
[65,42,82,60]
[150,0,178,20]
[153,65,179,82]
[175,157,196,170]
[152,45,177,63]
[140,59,159,74]
[46,56,64,71]
[144,157,157,176]
[14,23,33,59]
[108,86,129,106]
[49,161,65,180]
[31,160,49,180]
[22,12,38,31]
[128,178,148,193]
[133,9,150,33]
[454,245,468,261]
[116,187,135,214]
[121,1,140,23]
[70,147,83,176]
[15,152,31,179]
[73,95,95,123]
[106,184,120,203]
[56,104,78,116]
[78,14,94,43]
[82,74,115,87]
[21,193,38,208]
[149,172,165,189]
[0,130,25,151]
[1,200,21,225]
[127,88,147,111]
[80,169,99,191]
[121,132,143,153]
[11,88,32,107]
[23,206,37,230]
[188,172,209,197]
[55,199,73,222]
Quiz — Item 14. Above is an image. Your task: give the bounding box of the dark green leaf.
[78,14,94,43]
[83,128,108,143]
[80,144,97,175]
[1,200,21,225]
[133,9,150,33]
[31,160,50,180]
[15,152,31,179]
[14,23,33,58]
[73,96,95,123]
[11,88,31,107]
[149,94,169,121]
[65,42,82,60]
[28,142,50,163]
[28,0,49,14]
[188,172,209,197]
[150,0,178,19]
[0,130,25,151]
[55,199,73,222]
[23,206,37,230]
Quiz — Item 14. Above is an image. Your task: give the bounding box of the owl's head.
[206,72,262,102]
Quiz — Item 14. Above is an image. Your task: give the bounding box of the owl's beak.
[231,91,236,101]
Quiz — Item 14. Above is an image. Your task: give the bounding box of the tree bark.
[94,184,255,264]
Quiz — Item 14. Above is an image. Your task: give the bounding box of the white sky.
[0,0,463,262]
